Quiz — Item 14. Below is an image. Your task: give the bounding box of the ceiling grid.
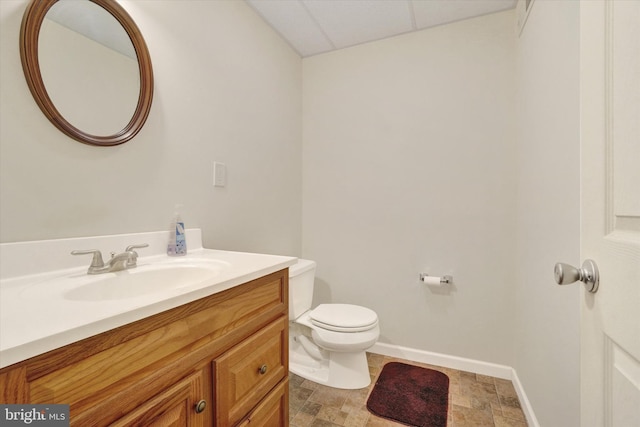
[246,0,517,57]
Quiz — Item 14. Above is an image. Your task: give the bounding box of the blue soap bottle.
[168,205,187,256]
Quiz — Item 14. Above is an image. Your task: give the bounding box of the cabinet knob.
[195,399,207,414]
[258,364,268,375]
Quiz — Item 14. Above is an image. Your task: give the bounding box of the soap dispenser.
[167,205,187,256]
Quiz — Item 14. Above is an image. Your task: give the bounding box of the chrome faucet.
[72,243,149,275]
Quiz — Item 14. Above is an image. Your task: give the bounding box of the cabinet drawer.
[239,378,289,427]
[214,316,287,426]
[237,379,289,427]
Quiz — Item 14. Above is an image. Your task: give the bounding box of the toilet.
[288,259,380,389]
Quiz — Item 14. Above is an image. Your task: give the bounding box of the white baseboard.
[370,342,513,378]
[369,342,540,427]
[510,368,541,427]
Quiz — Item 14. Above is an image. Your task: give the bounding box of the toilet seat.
[293,304,380,352]
[311,322,380,352]
[309,304,378,332]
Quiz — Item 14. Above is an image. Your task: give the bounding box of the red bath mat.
[366,362,449,427]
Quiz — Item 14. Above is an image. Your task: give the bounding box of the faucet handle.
[123,243,148,268]
[71,249,105,268]
[125,243,149,253]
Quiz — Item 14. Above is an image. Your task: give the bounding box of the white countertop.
[0,230,296,369]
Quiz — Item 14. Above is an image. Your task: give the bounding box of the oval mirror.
[20,0,153,146]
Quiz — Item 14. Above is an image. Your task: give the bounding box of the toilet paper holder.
[419,273,453,285]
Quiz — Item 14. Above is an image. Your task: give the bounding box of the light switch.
[213,161,226,187]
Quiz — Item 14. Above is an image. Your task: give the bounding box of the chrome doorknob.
[554,260,599,293]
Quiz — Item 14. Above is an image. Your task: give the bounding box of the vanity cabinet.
[0,269,289,426]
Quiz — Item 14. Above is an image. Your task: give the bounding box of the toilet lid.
[309,304,378,332]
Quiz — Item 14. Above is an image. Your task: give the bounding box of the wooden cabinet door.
[214,317,287,426]
[110,371,209,427]
[237,379,289,427]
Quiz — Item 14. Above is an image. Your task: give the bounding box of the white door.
[579,1,640,426]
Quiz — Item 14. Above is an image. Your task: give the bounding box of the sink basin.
[17,259,230,302]
[65,263,223,301]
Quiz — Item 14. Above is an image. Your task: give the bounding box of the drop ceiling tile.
[302,0,414,49]
[411,0,517,29]
[247,0,518,57]
[246,0,333,57]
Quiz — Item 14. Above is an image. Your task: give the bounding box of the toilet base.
[289,334,371,389]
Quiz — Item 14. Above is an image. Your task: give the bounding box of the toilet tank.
[288,259,316,319]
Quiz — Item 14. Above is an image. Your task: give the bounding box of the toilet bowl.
[288,259,380,389]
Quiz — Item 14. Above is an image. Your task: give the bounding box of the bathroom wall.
[514,0,581,425]
[0,0,302,256]
[302,11,517,365]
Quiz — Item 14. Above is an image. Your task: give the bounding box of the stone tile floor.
[289,353,528,427]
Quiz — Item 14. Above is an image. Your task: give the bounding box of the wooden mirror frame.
[20,0,154,146]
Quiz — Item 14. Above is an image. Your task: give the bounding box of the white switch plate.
[213,161,226,187]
